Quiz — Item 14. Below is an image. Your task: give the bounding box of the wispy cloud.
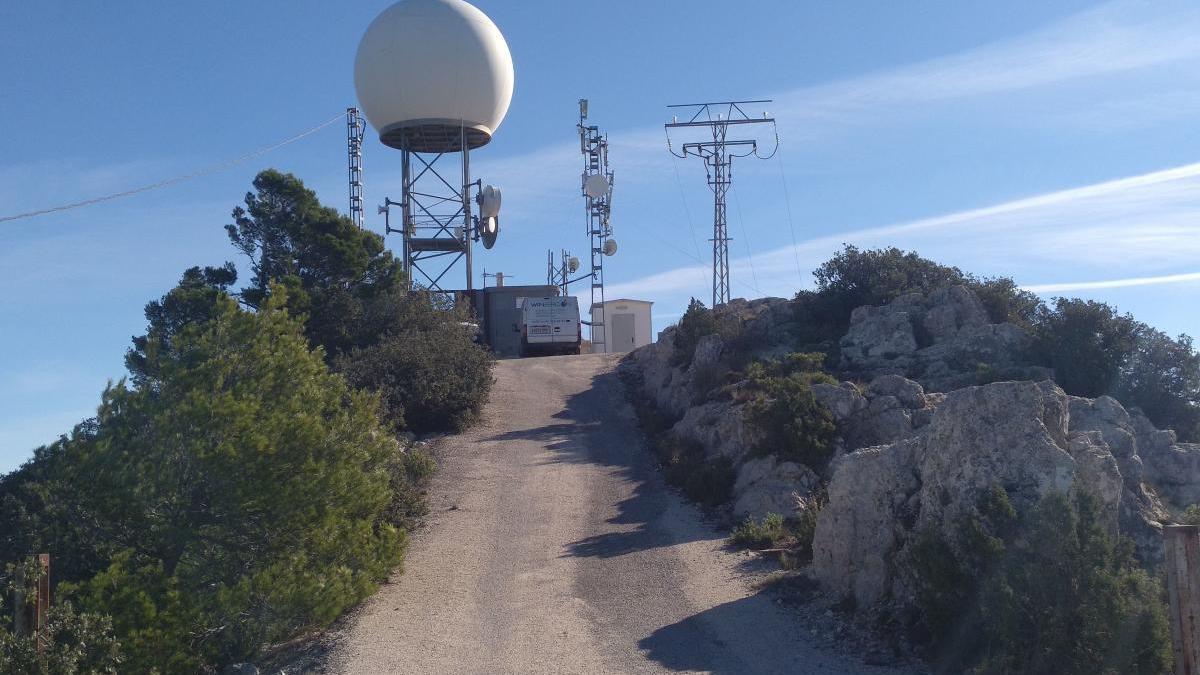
[612,159,1200,302]
[1025,271,1200,293]
[771,0,1200,130]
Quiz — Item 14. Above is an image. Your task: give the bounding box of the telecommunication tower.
[355,0,514,296]
[666,100,776,306]
[546,249,580,297]
[346,107,365,228]
[578,99,616,349]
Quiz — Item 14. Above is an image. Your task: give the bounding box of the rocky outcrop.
[732,456,821,521]
[839,286,1051,392]
[811,380,1188,610]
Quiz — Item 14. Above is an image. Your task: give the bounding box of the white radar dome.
[354,0,515,153]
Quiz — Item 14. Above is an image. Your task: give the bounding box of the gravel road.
[327,353,905,674]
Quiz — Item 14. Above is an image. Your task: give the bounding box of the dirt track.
[327,353,903,674]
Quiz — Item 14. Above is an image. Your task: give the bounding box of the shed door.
[611,313,636,352]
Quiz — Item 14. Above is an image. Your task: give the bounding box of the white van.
[519,296,581,357]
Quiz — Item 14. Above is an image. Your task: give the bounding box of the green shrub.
[336,317,494,434]
[1117,327,1200,443]
[911,488,1172,674]
[966,276,1041,328]
[672,298,741,368]
[0,559,123,674]
[654,435,735,508]
[384,446,437,532]
[791,492,823,559]
[730,513,786,549]
[744,355,838,467]
[1033,298,1139,398]
[1182,504,1200,526]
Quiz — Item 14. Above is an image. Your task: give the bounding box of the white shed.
[590,299,653,353]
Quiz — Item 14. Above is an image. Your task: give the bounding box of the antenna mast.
[666,100,776,306]
[579,99,615,351]
[346,108,365,228]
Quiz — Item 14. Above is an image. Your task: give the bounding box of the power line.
[0,112,345,224]
[730,183,762,295]
[670,151,704,261]
[775,141,805,282]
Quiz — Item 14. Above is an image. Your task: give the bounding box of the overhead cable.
[0,112,345,224]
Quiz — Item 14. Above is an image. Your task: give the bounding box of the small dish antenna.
[584,174,610,199]
[568,256,580,273]
[477,184,502,249]
[603,239,617,256]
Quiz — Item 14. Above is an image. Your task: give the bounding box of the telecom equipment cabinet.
[589,298,653,354]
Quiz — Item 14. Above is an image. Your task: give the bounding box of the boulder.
[732,455,821,521]
[810,382,868,423]
[840,305,918,369]
[813,440,921,607]
[671,401,750,463]
[920,285,989,343]
[868,374,927,410]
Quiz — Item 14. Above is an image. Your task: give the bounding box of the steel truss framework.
[579,100,614,350]
[547,248,574,297]
[666,100,776,307]
[380,131,479,297]
[346,108,365,228]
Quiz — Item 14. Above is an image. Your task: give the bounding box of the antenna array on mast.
[665,100,776,306]
[579,99,616,351]
[346,108,366,228]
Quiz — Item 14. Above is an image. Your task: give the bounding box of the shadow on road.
[482,365,720,559]
[637,595,780,674]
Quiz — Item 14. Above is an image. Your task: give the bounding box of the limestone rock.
[868,374,927,410]
[812,380,1130,609]
[810,382,868,423]
[838,285,1047,392]
[671,401,750,462]
[732,455,821,521]
[813,440,921,607]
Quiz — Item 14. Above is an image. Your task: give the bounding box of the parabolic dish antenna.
[603,239,618,256]
[584,174,610,199]
[477,184,502,249]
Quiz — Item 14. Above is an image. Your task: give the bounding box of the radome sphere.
[354,0,514,153]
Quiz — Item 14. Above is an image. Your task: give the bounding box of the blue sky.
[2,0,1199,472]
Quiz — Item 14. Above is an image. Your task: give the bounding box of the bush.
[1033,298,1138,398]
[384,447,437,532]
[966,276,1042,328]
[672,298,741,368]
[744,354,838,467]
[336,315,494,434]
[654,435,735,508]
[0,559,123,674]
[1182,504,1200,526]
[911,488,1172,674]
[1117,327,1200,442]
[730,513,786,549]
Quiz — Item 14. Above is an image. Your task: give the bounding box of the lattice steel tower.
[666,101,776,306]
[579,99,615,350]
[346,108,366,228]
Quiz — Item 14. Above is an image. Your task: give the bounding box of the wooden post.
[13,554,50,655]
[1165,526,1200,675]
